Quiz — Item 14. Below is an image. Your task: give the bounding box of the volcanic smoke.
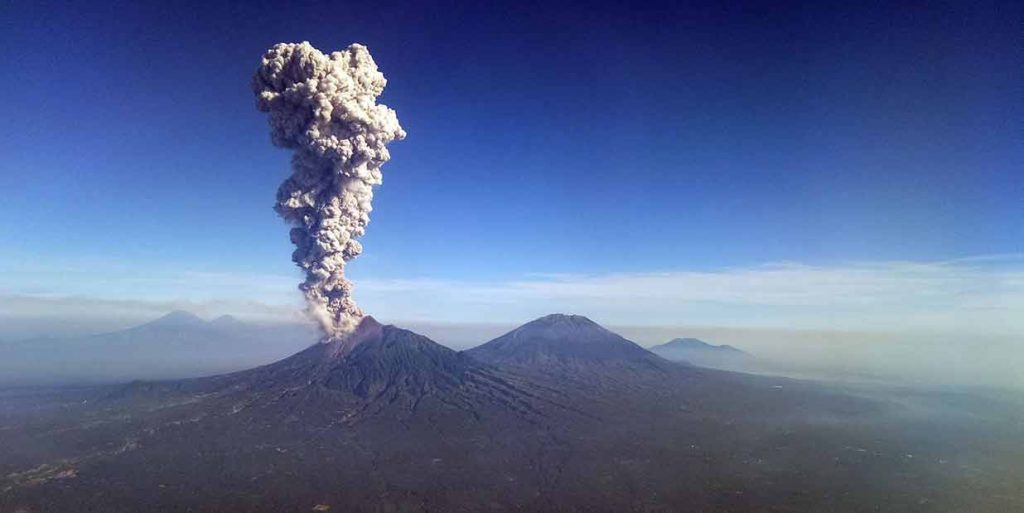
[252,42,405,340]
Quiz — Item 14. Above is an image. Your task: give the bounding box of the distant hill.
[464,313,674,376]
[0,311,316,385]
[649,337,753,370]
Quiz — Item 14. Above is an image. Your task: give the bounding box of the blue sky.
[1,1,1021,336]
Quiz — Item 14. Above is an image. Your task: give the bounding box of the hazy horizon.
[3,305,1021,390]
[4,251,1021,389]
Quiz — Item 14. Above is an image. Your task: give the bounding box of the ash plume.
[252,41,405,340]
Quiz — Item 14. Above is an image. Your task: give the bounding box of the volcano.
[111,316,555,422]
[464,314,674,376]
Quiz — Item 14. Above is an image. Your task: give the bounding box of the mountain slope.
[153,316,552,419]
[104,315,565,428]
[464,314,674,376]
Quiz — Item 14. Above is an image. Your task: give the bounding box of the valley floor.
[1,368,1022,512]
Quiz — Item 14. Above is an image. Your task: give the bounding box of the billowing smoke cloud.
[252,42,405,340]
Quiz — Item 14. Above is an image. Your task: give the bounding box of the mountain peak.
[323,315,384,356]
[465,314,669,373]
[209,314,244,328]
[185,317,525,409]
[507,313,609,340]
[664,338,714,349]
[659,338,747,354]
[649,337,751,369]
[531,313,599,325]
[146,310,206,328]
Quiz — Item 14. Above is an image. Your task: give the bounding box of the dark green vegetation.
[1,315,1022,512]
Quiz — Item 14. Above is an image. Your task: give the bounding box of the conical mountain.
[464,314,673,374]
[650,337,753,370]
[217,316,498,399]
[113,316,549,421]
[654,338,748,354]
[208,314,246,330]
[138,310,207,330]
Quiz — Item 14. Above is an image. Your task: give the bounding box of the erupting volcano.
[253,41,405,340]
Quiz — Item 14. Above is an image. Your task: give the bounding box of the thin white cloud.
[0,294,304,323]
[2,256,1022,388]
[2,254,1022,338]
[354,257,1024,336]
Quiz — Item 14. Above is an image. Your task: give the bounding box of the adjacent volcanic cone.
[465,314,674,375]
[252,41,405,340]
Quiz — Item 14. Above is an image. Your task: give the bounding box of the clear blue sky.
[1,1,1021,325]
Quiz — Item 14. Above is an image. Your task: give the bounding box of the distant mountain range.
[0,311,316,385]
[649,337,754,370]
[0,311,759,385]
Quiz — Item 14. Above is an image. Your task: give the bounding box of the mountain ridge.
[650,337,753,370]
[0,311,316,385]
[655,337,749,354]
